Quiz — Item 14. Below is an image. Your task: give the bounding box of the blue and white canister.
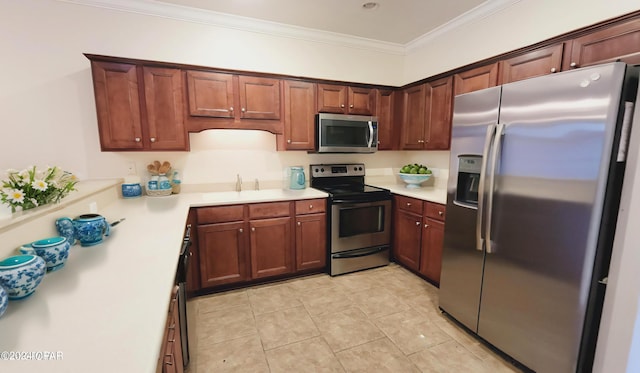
[122,176,142,198]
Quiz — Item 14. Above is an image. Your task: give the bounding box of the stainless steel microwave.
[316,113,378,153]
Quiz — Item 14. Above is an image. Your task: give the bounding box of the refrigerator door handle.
[485,122,505,254]
[476,124,496,251]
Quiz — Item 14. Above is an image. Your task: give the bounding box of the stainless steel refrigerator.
[439,62,639,372]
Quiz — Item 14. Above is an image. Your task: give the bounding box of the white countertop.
[0,187,327,373]
[371,183,448,205]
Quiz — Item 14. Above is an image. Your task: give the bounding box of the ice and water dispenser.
[456,155,481,207]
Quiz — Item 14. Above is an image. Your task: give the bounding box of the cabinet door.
[393,209,422,272]
[197,222,249,287]
[348,86,375,115]
[186,71,235,118]
[283,80,316,150]
[566,18,640,69]
[250,217,293,278]
[500,44,565,84]
[90,61,144,150]
[426,76,453,150]
[295,213,327,271]
[401,84,426,150]
[317,84,347,113]
[454,63,499,96]
[143,67,188,150]
[238,76,281,120]
[376,89,396,150]
[420,218,444,284]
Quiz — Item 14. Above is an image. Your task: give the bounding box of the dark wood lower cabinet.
[157,286,184,373]
[197,221,249,287]
[393,195,446,285]
[250,217,293,278]
[194,199,327,291]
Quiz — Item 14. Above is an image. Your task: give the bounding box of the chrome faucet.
[255,178,260,191]
[236,174,242,192]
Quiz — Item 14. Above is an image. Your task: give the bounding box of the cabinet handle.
[415,221,420,226]
[150,137,156,143]
[297,221,301,226]
[239,228,243,233]
[438,211,443,216]
[550,67,557,73]
[287,139,291,143]
[241,107,246,112]
[134,137,141,142]
[570,62,578,68]
[251,227,255,232]
[340,104,345,108]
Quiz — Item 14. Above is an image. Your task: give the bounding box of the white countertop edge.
[370,183,448,205]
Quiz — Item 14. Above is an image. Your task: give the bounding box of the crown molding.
[405,0,523,52]
[59,0,521,55]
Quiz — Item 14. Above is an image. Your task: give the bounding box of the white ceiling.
[153,0,489,44]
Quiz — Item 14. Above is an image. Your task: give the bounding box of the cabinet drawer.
[424,202,446,221]
[394,195,423,215]
[248,201,291,219]
[295,199,326,215]
[196,205,244,224]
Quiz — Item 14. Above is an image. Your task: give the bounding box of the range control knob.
[321,168,325,172]
[314,168,319,173]
[358,167,363,171]
[354,167,357,171]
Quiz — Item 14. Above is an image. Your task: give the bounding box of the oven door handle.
[332,246,388,259]
[332,197,390,205]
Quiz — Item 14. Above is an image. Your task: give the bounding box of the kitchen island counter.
[0,187,327,373]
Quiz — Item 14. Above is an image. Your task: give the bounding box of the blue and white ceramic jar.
[0,255,46,300]
[122,175,142,198]
[30,236,71,272]
[0,286,8,317]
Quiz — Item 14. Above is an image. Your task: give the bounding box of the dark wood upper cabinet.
[499,43,566,84]
[566,17,640,69]
[90,61,188,151]
[400,84,426,150]
[425,76,453,150]
[90,61,144,150]
[454,63,499,96]
[317,84,375,115]
[143,67,188,151]
[238,76,281,120]
[186,71,234,118]
[375,89,397,150]
[283,80,316,150]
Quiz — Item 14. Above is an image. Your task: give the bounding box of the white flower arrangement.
[0,166,78,212]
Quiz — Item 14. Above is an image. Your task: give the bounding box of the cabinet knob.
[297,222,301,226]
[134,137,141,142]
[406,202,411,206]
[349,104,354,108]
[287,139,291,143]
[377,141,381,144]
[230,106,234,112]
[251,227,255,232]
[424,224,429,229]
[415,221,420,226]
[241,107,246,112]
[550,67,557,73]
[150,137,156,143]
[309,204,313,209]
[438,211,443,216]
[239,228,243,233]
[570,62,578,68]
[341,104,345,108]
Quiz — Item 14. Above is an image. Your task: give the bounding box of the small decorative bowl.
[399,173,432,189]
[0,255,46,300]
[122,183,142,198]
[0,286,7,318]
[23,236,71,272]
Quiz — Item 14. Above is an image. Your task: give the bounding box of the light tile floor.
[186,264,522,373]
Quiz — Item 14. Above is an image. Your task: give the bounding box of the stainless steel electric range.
[310,163,392,276]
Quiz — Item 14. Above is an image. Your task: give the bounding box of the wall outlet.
[89,202,98,213]
[126,162,137,175]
